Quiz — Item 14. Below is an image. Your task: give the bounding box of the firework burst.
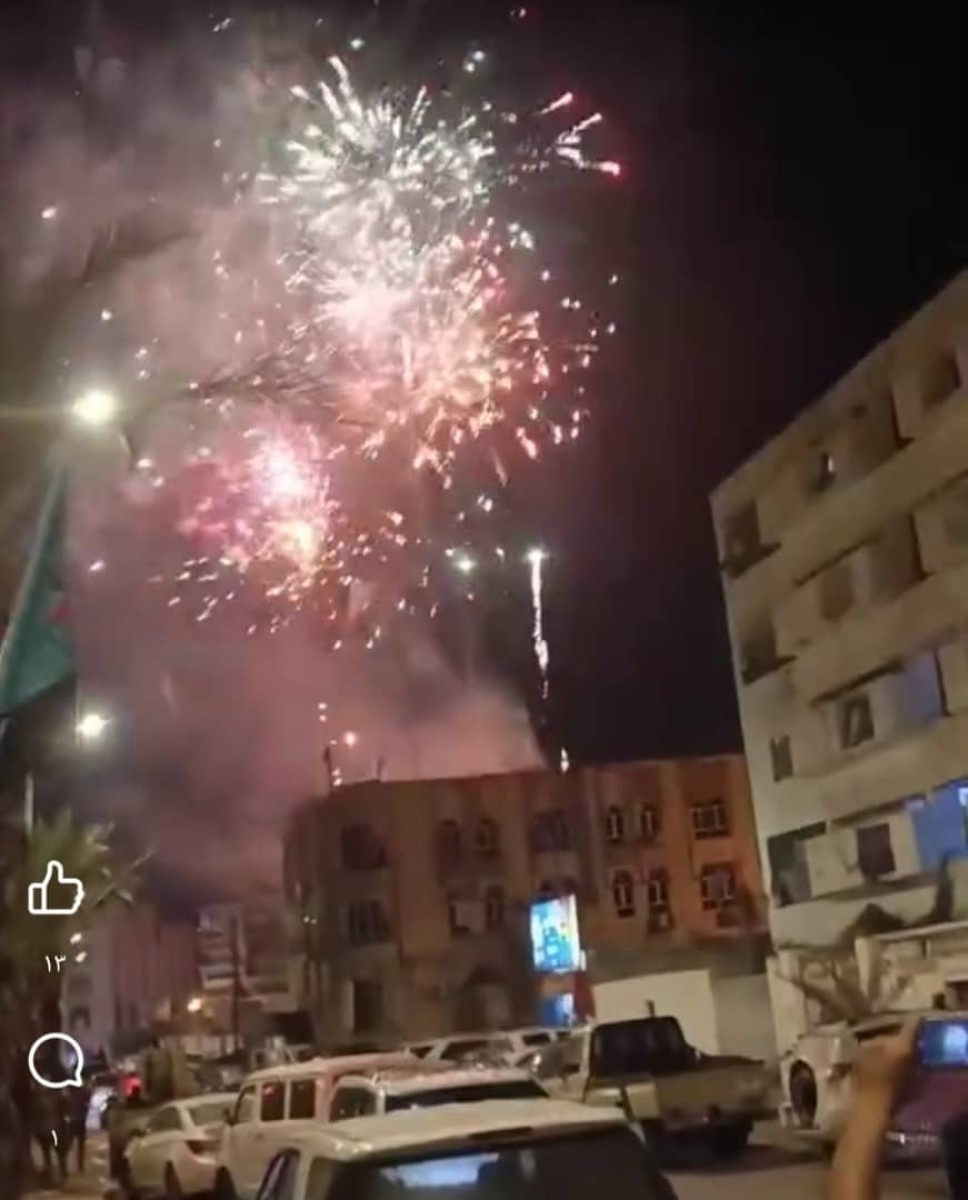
[111,32,621,633]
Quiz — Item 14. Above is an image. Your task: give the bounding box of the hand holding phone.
[917,1018,968,1068]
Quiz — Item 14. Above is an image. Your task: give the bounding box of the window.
[721,502,770,578]
[806,449,836,495]
[767,822,825,907]
[346,900,390,946]
[484,885,505,931]
[921,350,960,410]
[147,1106,183,1134]
[838,694,875,750]
[856,823,896,879]
[818,560,854,622]
[690,799,730,840]
[352,979,384,1032]
[638,804,660,841]
[330,1087,375,1121]
[437,819,462,867]
[611,870,635,918]
[475,817,500,859]
[645,870,669,910]
[604,805,625,844]
[769,735,793,782]
[739,621,780,685]
[447,892,471,937]
[531,809,572,852]
[340,823,387,871]
[232,1086,256,1126]
[260,1081,286,1122]
[700,864,737,910]
[288,1078,316,1120]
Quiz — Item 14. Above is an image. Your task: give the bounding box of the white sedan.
[123,1092,236,1198]
[251,1098,678,1200]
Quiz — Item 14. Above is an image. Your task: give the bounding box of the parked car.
[782,1010,968,1162]
[121,1092,236,1198]
[214,1051,416,1200]
[329,1064,548,1119]
[251,1099,678,1200]
[885,1062,968,1164]
[408,1027,570,1064]
[779,1013,906,1141]
[528,1016,771,1160]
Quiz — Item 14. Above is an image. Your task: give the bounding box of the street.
[670,1144,946,1200]
[20,1139,948,1200]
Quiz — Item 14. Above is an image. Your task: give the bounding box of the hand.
[851,1017,919,1108]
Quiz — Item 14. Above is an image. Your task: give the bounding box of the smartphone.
[917,1018,968,1068]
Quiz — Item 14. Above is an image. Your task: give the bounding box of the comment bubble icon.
[28,1033,85,1089]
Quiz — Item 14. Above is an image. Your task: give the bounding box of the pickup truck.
[525,1016,771,1160]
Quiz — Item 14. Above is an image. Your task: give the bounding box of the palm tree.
[0,810,142,1195]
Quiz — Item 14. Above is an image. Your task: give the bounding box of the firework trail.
[526,547,550,699]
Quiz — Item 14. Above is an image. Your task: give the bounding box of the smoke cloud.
[0,14,547,897]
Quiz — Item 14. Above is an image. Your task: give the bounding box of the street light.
[71,388,118,428]
[186,995,204,1015]
[76,711,109,743]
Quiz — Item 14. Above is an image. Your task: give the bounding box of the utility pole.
[230,913,242,1054]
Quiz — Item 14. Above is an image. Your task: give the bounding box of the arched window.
[604,805,625,844]
[484,886,505,931]
[476,817,500,859]
[437,819,462,867]
[612,870,636,918]
[639,804,661,842]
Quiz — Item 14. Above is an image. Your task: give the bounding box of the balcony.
[803,704,968,825]
[726,399,968,623]
[793,561,968,704]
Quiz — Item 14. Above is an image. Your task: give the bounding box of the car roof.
[336,1067,535,1095]
[287,1099,625,1159]
[178,1092,238,1110]
[245,1052,415,1085]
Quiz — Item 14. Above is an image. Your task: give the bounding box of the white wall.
[713,974,778,1061]
[593,969,719,1054]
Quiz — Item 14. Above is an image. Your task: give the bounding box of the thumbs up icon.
[28,861,85,917]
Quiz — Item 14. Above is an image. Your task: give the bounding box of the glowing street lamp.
[186,996,204,1015]
[76,711,109,743]
[72,388,118,428]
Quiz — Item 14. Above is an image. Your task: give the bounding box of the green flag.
[0,468,74,716]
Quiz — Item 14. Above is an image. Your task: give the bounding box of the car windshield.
[590,1019,693,1078]
[386,1080,545,1111]
[188,1101,230,1126]
[324,1128,674,1200]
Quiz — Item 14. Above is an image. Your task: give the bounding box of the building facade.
[62,898,198,1058]
[711,270,968,947]
[283,756,764,1047]
[196,894,294,1039]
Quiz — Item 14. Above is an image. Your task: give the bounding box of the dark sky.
[4,1,968,774]
[536,3,968,763]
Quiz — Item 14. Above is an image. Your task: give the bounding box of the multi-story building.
[62,898,198,1058]
[197,894,294,1038]
[283,757,765,1047]
[711,270,968,947]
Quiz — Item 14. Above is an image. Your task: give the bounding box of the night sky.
[4,1,968,775]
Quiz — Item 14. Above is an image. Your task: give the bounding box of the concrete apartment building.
[712,270,968,948]
[283,757,767,1050]
[62,898,198,1058]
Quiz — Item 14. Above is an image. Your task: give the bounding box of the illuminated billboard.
[529,894,582,974]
